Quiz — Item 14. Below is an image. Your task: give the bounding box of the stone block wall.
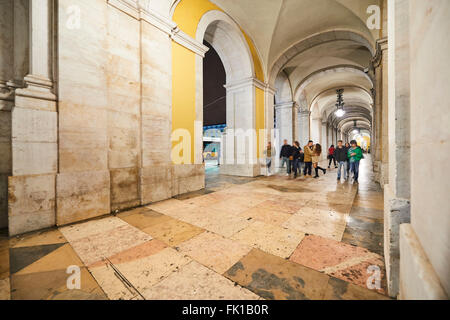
[4,0,205,235]
[399,0,449,299]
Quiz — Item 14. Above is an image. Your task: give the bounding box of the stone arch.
[269,30,375,87]
[294,66,373,103]
[195,10,260,176]
[196,10,254,82]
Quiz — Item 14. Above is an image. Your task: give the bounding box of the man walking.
[303,141,314,177]
[348,140,363,183]
[280,140,292,176]
[335,140,348,181]
[264,141,275,175]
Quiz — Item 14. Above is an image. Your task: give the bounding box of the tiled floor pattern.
[0,156,390,300]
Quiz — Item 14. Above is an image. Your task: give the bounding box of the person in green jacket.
[348,140,363,183]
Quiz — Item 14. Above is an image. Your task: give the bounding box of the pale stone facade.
[0,0,448,300]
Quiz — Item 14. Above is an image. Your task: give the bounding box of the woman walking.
[345,142,351,176]
[313,144,327,178]
[291,141,304,178]
[328,145,337,168]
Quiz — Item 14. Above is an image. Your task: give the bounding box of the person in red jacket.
[328,145,337,168]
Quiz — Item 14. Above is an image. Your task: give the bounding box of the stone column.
[264,86,277,172]
[310,116,321,147]
[0,1,15,229]
[372,37,388,187]
[321,121,327,160]
[8,0,58,235]
[275,101,297,145]
[220,78,261,177]
[298,108,310,147]
[380,39,389,187]
[384,0,412,298]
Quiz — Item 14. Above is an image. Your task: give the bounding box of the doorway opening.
[203,40,226,176]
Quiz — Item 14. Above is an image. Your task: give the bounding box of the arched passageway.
[0,0,448,302]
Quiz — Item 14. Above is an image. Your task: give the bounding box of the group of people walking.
[267,139,364,183]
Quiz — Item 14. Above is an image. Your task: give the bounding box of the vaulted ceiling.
[211,0,383,133]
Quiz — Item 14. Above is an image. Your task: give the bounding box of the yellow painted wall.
[171,0,266,164]
[255,87,265,158]
[172,42,196,163]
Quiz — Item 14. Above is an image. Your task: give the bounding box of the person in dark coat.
[280,139,293,175]
[335,140,349,181]
[291,141,304,178]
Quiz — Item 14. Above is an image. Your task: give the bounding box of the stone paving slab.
[282,207,348,241]
[141,218,204,247]
[62,223,152,266]
[232,221,305,259]
[224,249,329,300]
[177,231,252,274]
[143,260,260,300]
[289,235,386,295]
[324,277,390,300]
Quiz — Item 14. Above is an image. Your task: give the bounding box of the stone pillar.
[275,101,297,145]
[0,1,15,229]
[400,0,449,299]
[298,109,310,147]
[8,0,58,235]
[384,0,412,298]
[264,86,277,172]
[372,37,388,187]
[220,78,261,177]
[380,39,389,187]
[321,121,327,160]
[310,117,321,147]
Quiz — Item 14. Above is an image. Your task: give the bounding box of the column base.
[399,224,448,300]
[384,184,411,297]
[220,164,261,177]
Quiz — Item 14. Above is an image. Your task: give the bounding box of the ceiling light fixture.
[334,89,345,117]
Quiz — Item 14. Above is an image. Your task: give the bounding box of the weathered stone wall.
[0,0,14,229]
[399,0,449,299]
[54,0,204,228]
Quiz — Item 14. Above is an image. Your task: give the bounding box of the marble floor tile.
[60,217,128,243]
[0,277,10,300]
[256,200,303,215]
[239,206,292,227]
[142,218,204,247]
[224,249,329,300]
[9,229,67,249]
[305,200,353,215]
[0,239,9,280]
[180,194,223,208]
[9,243,67,274]
[323,277,390,300]
[118,209,173,230]
[342,215,384,256]
[14,244,84,276]
[231,221,305,259]
[177,232,252,274]
[11,268,106,300]
[352,199,384,211]
[89,239,167,268]
[207,198,258,216]
[143,261,260,300]
[114,247,192,295]
[289,235,386,295]
[282,207,348,241]
[67,224,152,266]
[145,198,188,214]
[348,206,384,221]
[89,265,141,300]
[199,213,253,238]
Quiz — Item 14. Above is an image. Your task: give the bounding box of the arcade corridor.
[0,156,390,300]
[0,0,448,302]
